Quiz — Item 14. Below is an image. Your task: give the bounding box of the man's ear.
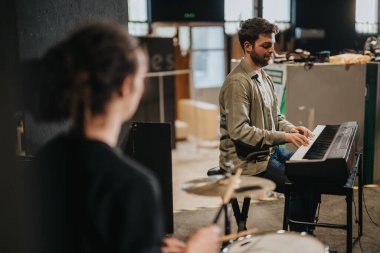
[244,41,252,53]
[120,75,134,97]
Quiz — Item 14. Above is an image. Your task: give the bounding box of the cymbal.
[181,175,276,198]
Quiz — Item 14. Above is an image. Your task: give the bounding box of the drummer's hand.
[185,225,220,253]
[290,126,314,138]
[162,237,186,253]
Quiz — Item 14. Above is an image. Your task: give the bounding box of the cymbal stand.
[212,202,232,236]
[212,168,242,243]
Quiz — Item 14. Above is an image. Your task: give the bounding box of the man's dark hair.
[238,18,279,51]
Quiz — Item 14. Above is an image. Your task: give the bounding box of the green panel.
[364,63,377,184]
[280,87,287,149]
[281,86,286,115]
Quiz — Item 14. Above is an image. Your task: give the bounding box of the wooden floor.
[172,137,221,211]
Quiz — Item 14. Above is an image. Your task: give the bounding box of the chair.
[207,166,226,176]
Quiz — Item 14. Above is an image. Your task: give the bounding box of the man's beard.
[250,51,271,67]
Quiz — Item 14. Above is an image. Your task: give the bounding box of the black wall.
[16,0,128,60]
[13,0,128,155]
[0,1,23,252]
[292,0,369,54]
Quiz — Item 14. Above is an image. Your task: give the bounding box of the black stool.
[207,167,251,233]
[207,166,226,176]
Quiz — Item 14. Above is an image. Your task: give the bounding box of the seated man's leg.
[258,146,291,193]
[289,191,321,233]
[257,146,320,233]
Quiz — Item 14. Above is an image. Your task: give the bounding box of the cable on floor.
[363,187,380,227]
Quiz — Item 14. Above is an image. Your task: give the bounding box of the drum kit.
[181,171,327,253]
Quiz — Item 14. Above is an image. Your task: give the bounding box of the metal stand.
[283,153,363,253]
[223,203,231,235]
[230,197,251,232]
[213,203,232,236]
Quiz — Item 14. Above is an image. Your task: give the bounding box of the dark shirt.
[32,133,164,253]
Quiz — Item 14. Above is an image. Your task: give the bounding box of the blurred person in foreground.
[29,21,220,253]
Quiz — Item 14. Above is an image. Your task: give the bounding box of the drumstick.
[212,168,242,224]
[219,228,258,242]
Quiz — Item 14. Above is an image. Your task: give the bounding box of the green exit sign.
[184,12,196,19]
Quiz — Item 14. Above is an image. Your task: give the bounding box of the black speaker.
[124,122,173,234]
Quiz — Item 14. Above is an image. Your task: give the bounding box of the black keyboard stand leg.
[346,191,353,253]
[358,153,363,237]
[283,184,291,231]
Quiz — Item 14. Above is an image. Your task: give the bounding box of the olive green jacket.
[219,59,295,175]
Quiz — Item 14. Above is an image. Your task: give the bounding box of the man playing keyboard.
[218,17,320,234]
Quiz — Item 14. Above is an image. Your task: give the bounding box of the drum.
[222,231,326,253]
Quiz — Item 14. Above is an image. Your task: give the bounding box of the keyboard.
[285,121,359,184]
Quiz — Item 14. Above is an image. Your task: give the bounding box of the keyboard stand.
[282,153,363,253]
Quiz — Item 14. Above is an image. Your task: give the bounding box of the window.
[355,0,378,34]
[178,26,190,54]
[128,0,149,36]
[153,26,177,37]
[224,0,254,34]
[262,0,291,30]
[191,26,225,88]
[152,26,190,56]
[150,25,190,55]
